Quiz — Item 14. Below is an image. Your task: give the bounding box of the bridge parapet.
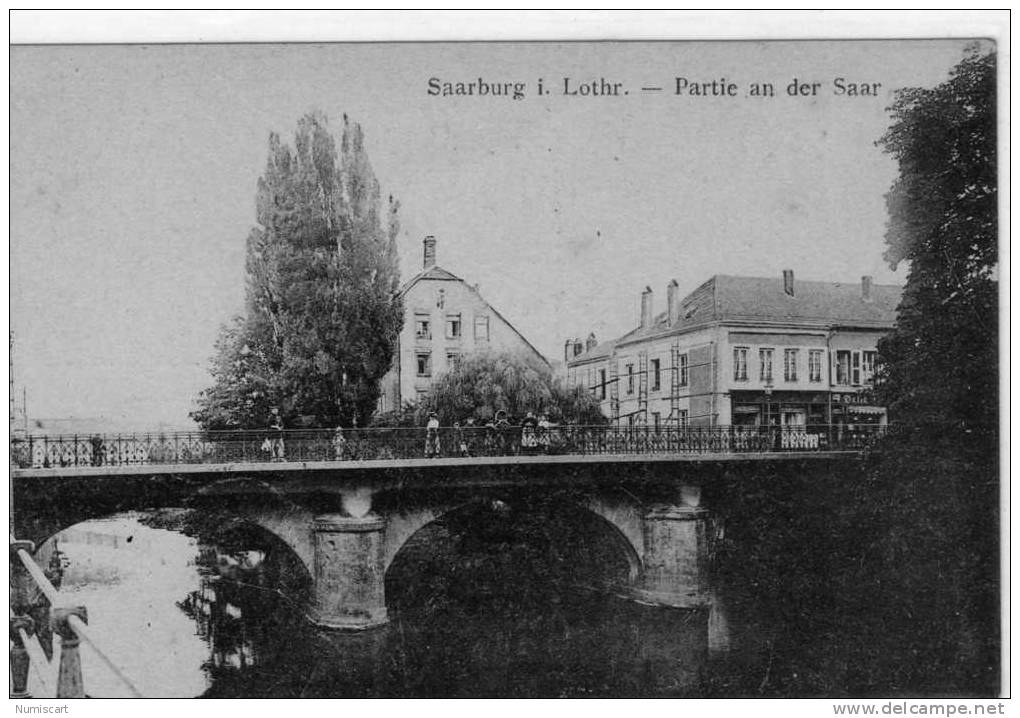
[10,424,886,469]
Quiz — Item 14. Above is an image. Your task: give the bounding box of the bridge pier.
[633,485,719,608]
[308,514,388,630]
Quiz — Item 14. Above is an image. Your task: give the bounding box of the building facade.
[377,236,550,414]
[566,271,899,431]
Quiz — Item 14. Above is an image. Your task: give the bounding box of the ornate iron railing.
[10,424,887,469]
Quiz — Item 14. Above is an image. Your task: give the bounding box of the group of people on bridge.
[423,410,558,459]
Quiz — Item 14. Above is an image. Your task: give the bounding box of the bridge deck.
[12,450,859,480]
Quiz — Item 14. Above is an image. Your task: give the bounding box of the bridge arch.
[381,494,644,609]
[21,474,317,600]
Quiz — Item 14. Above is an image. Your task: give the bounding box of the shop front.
[729,390,830,429]
[830,390,887,429]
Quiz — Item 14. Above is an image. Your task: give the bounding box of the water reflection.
[37,509,734,698]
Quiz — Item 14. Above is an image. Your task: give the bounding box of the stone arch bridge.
[12,451,856,630]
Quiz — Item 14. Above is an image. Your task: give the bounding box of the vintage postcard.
[7,11,1007,711]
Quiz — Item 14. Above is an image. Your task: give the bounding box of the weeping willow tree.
[417,352,605,426]
[193,112,403,430]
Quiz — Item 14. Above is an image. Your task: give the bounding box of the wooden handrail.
[10,539,144,698]
[66,614,143,697]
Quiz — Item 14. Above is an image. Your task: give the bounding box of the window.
[679,353,689,387]
[784,349,798,381]
[446,314,462,339]
[852,351,861,385]
[678,409,689,428]
[760,348,774,382]
[733,347,748,381]
[836,350,851,385]
[626,364,635,394]
[416,352,432,377]
[446,352,461,369]
[809,350,823,383]
[652,412,661,431]
[598,368,607,400]
[651,358,661,391]
[414,314,431,340]
[474,315,489,341]
[862,351,877,385]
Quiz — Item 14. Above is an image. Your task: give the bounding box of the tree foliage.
[706,49,1000,698]
[416,352,606,426]
[192,112,403,430]
[875,47,997,448]
[839,46,999,693]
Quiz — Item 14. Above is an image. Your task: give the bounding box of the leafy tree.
[192,113,403,430]
[705,48,1000,698]
[417,352,605,426]
[875,47,997,448]
[824,46,999,694]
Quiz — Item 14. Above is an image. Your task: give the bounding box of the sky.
[10,38,983,430]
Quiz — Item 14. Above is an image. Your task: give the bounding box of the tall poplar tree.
[192,113,403,430]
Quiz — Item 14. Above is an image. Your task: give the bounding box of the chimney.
[423,235,437,269]
[861,275,873,302]
[667,279,680,325]
[640,286,654,329]
[586,332,597,352]
[782,269,795,297]
[564,339,575,364]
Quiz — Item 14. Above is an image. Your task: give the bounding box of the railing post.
[51,606,88,698]
[10,540,37,612]
[10,615,35,698]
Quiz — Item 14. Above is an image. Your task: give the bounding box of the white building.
[377,236,549,414]
[567,271,899,430]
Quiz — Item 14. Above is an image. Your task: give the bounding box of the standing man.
[425,411,441,458]
[270,408,285,461]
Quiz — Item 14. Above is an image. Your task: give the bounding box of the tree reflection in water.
[174,502,718,698]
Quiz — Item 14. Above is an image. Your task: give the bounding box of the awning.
[848,405,887,415]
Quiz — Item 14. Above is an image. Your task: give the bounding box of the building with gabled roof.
[377,236,550,415]
[566,270,900,433]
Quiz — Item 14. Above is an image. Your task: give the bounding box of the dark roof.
[399,265,463,293]
[569,274,901,363]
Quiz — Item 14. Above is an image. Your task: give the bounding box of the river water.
[31,509,768,699]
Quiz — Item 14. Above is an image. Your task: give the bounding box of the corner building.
[566,270,899,431]
[377,236,549,414]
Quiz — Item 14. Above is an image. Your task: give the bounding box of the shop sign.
[831,391,873,405]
